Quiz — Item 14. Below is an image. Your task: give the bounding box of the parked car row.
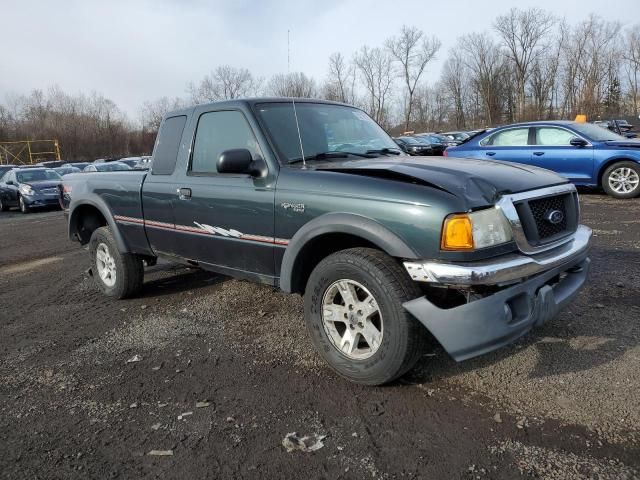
[26,155,152,176]
[392,132,458,156]
[0,156,149,213]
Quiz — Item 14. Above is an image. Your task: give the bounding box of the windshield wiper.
[289,151,375,164]
[365,148,401,156]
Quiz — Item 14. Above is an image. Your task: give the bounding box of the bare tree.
[441,51,468,128]
[267,72,316,97]
[354,46,395,126]
[459,32,506,125]
[528,22,567,119]
[386,25,441,130]
[189,65,259,103]
[139,96,186,132]
[622,25,640,116]
[494,8,556,121]
[559,15,622,118]
[324,52,356,103]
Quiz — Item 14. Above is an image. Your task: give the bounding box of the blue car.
[445,121,640,199]
[0,167,63,213]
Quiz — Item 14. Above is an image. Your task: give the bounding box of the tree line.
[1,8,639,161]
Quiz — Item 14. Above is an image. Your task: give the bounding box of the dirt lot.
[1,192,639,479]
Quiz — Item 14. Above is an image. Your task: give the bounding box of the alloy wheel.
[95,242,117,287]
[608,167,640,194]
[321,279,383,360]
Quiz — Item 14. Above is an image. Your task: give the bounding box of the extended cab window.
[191,110,261,174]
[151,115,187,175]
[480,128,529,146]
[536,127,576,146]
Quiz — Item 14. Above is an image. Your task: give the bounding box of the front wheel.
[602,161,640,199]
[89,226,144,299]
[19,196,30,213]
[304,248,426,385]
[0,197,9,212]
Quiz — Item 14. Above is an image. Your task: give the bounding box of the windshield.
[572,123,627,142]
[16,169,61,182]
[256,102,399,162]
[399,137,421,145]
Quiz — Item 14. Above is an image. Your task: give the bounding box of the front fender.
[279,212,418,293]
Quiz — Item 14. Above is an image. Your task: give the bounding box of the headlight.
[19,184,34,196]
[441,207,512,251]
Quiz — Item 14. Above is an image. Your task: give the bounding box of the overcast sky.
[2,0,638,119]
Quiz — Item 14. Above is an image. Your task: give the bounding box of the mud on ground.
[0,193,639,479]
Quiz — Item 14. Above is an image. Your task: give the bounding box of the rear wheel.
[304,248,426,385]
[19,196,30,214]
[89,226,144,299]
[602,161,640,199]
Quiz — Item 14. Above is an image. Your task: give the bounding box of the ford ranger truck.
[61,99,592,385]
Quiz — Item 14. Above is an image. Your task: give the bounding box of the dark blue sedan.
[0,167,62,213]
[445,121,640,198]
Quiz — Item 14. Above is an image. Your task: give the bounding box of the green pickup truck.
[61,98,592,385]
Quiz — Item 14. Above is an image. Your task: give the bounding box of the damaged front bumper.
[402,226,592,361]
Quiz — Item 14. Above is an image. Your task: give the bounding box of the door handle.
[178,187,192,200]
[485,151,496,156]
[533,152,545,156]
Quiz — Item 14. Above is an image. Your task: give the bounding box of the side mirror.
[6,180,15,185]
[217,149,266,177]
[569,137,588,147]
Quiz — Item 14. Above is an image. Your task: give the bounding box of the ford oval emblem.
[545,209,564,225]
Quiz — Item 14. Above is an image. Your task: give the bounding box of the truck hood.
[316,156,568,205]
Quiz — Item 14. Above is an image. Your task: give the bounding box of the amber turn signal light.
[441,214,474,250]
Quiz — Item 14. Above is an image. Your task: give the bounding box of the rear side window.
[151,115,187,175]
[190,110,261,174]
[536,127,575,146]
[481,128,529,146]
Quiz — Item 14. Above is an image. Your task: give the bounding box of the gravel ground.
[0,195,639,479]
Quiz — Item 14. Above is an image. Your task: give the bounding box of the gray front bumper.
[403,250,590,362]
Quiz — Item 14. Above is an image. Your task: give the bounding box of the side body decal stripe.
[113,215,289,246]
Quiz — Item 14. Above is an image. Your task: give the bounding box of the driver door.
[529,127,594,183]
[170,107,277,279]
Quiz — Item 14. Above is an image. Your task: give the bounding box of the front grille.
[514,192,578,247]
[39,188,58,194]
[528,195,567,240]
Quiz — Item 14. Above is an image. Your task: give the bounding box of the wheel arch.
[596,157,640,187]
[279,213,419,294]
[69,198,130,253]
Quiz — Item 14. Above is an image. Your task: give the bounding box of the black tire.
[19,196,30,214]
[89,226,144,299]
[304,248,426,385]
[602,161,640,199]
[0,198,8,212]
